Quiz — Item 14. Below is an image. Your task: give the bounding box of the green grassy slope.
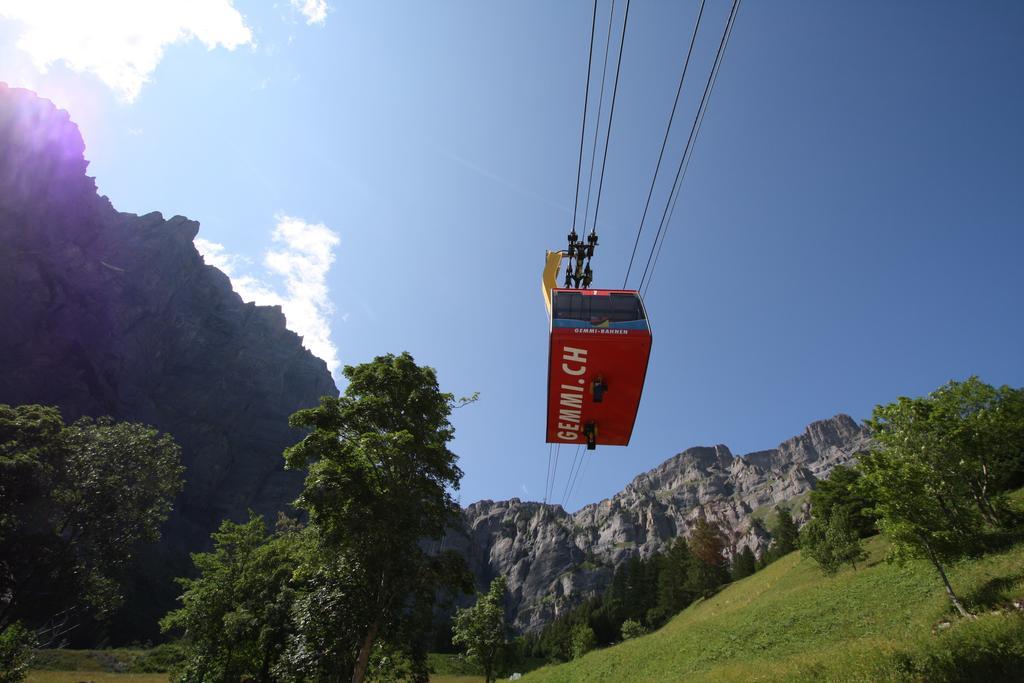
[523,535,1024,682]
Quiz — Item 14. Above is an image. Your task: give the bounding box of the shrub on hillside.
[620,619,645,640]
[570,624,596,660]
[854,613,1024,682]
[800,508,867,575]
[0,624,34,683]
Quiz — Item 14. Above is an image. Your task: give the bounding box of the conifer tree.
[767,505,799,561]
[686,517,729,597]
[809,465,877,538]
[731,546,757,580]
[654,538,695,622]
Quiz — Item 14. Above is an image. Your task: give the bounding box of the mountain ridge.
[445,413,871,632]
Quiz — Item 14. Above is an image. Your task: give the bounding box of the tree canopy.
[283,353,470,681]
[731,546,757,581]
[0,405,183,634]
[800,507,867,575]
[859,377,1024,617]
[161,513,306,682]
[164,353,472,683]
[452,576,508,683]
[809,465,877,538]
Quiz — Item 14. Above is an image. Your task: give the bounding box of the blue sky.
[3,1,1022,510]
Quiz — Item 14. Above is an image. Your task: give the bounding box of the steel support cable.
[643,0,742,296]
[547,3,598,506]
[622,0,707,288]
[560,445,584,507]
[580,0,618,239]
[566,450,591,508]
[564,445,590,508]
[549,443,563,506]
[543,442,554,503]
[558,446,578,506]
[570,0,600,235]
[638,0,742,293]
[588,0,632,237]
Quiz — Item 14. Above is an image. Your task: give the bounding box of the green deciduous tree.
[160,513,306,682]
[569,623,596,660]
[452,576,508,683]
[0,623,35,683]
[0,405,183,633]
[162,353,472,683]
[859,377,1024,618]
[619,619,645,640]
[282,352,470,683]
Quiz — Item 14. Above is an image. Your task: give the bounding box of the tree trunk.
[921,538,975,619]
[351,618,381,683]
[934,493,969,539]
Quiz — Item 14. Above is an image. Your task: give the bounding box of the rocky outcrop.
[0,84,337,635]
[447,414,871,633]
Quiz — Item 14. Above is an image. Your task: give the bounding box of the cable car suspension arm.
[563,229,598,289]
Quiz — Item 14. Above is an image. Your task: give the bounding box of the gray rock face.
[0,84,337,614]
[448,414,870,633]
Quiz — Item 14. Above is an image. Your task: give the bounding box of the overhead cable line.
[638,0,742,294]
[566,450,591,508]
[547,1,600,506]
[643,0,742,296]
[579,0,619,240]
[560,445,584,507]
[556,1,632,505]
[569,0,600,236]
[622,0,707,288]
[543,443,554,503]
[588,0,632,237]
[549,443,562,505]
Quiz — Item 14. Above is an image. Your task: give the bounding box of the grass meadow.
[521,533,1024,682]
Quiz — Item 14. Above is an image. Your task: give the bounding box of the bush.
[0,624,35,683]
[619,619,645,640]
[569,624,596,660]
[910,613,1024,681]
[132,641,188,673]
[844,613,1024,682]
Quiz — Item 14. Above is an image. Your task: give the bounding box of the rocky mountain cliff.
[0,84,337,635]
[443,414,871,633]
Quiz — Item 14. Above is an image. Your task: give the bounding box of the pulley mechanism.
[563,229,598,289]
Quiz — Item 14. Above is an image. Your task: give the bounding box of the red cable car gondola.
[542,252,652,449]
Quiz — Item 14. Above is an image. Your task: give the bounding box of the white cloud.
[290,0,328,26]
[195,215,341,377]
[0,0,253,102]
